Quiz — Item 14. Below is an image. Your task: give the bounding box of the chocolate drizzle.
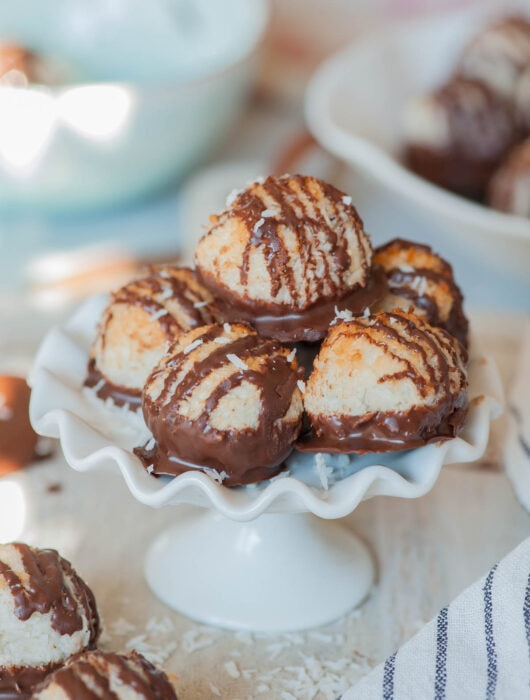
[375,239,469,349]
[0,544,99,640]
[84,267,218,408]
[213,265,388,342]
[300,310,468,453]
[33,650,177,700]
[198,174,372,315]
[0,545,100,699]
[135,324,304,486]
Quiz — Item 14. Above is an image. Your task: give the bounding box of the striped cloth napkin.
[341,536,530,699]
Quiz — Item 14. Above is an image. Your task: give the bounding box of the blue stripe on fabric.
[434,606,449,700]
[484,564,498,700]
[524,572,530,687]
[382,651,397,700]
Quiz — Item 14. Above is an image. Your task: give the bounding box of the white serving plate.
[27,295,503,631]
[305,0,530,280]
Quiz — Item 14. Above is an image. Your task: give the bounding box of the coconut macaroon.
[487,138,530,218]
[135,322,305,486]
[32,650,178,700]
[457,15,530,102]
[194,174,386,342]
[299,310,468,453]
[85,266,219,408]
[0,543,100,698]
[403,77,518,200]
[373,239,469,349]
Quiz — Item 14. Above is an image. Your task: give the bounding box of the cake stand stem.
[144,509,374,632]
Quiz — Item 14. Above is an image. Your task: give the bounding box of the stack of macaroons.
[0,543,178,699]
[403,13,530,216]
[86,174,470,487]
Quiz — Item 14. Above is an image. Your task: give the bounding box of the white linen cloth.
[341,536,530,699]
[504,318,530,512]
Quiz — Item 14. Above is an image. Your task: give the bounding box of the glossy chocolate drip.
[35,651,177,700]
[205,174,370,313]
[136,326,304,486]
[84,359,142,409]
[0,663,61,699]
[211,265,388,342]
[0,544,99,642]
[297,402,468,453]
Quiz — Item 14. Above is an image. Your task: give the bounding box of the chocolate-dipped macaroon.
[85,267,219,409]
[403,77,518,200]
[135,322,305,486]
[457,15,530,103]
[0,543,100,699]
[487,138,530,217]
[299,310,468,453]
[194,174,386,342]
[32,650,178,700]
[374,239,469,350]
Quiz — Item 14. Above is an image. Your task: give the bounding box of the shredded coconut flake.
[183,338,203,355]
[227,353,248,370]
[109,618,136,636]
[297,380,306,394]
[342,195,352,205]
[181,627,219,653]
[363,306,371,318]
[286,348,297,363]
[261,208,276,218]
[159,270,171,278]
[226,188,242,207]
[223,322,231,334]
[145,436,156,451]
[146,464,155,475]
[399,264,414,273]
[151,308,168,321]
[214,336,230,344]
[333,306,354,323]
[253,217,265,235]
[158,287,173,301]
[208,683,222,697]
[315,453,333,490]
[203,467,229,484]
[224,660,241,679]
[193,300,209,309]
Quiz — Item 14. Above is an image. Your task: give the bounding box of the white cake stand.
[29,295,503,632]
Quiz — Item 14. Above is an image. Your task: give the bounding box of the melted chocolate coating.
[298,403,468,453]
[198,174,372,315]
[84,360,142,409]
[33,650,177,700]
[405,77,518,199]
[135,325,304,486]
[0,545,99,699]
[213,266,388,343]
[300,311,468,453]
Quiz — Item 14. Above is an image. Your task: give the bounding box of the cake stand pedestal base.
[144,509,374,632]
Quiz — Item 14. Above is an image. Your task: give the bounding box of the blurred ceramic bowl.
[305,0,530,279]
[0,0,268,213]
